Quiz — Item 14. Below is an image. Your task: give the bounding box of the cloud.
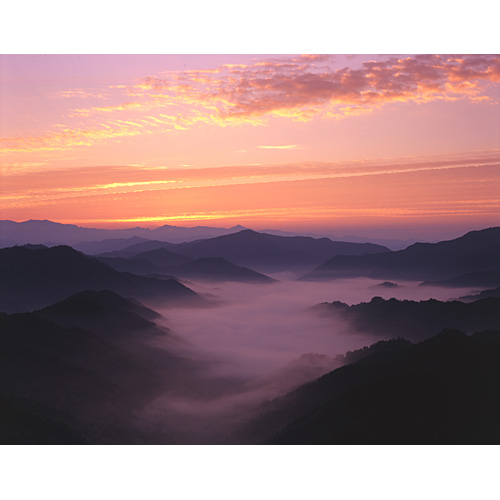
[137,54,500,122]
[2,54,499,155]
[3,150,499,218]
[257,145,299,150]
[52,89,108,100]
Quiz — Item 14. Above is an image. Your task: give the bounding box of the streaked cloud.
[52,89,108,100]
[257,145,299,150]
[3,150,499,208]
[3,149,499,233]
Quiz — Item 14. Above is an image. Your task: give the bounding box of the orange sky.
[1,54,499,238]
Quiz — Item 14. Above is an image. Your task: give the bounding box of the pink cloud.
[136,54,500,120]
[2,54,499,155]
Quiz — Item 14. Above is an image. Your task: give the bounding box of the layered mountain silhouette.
[174,230,389,273]
[74,236,152,254]
[461,286,500,301]
[120,247,192,268]
[95,246,190,275]
[97,241,180,258]
[314,296,500,341]
[0,309,167,443]
[0,244,204,313]
[96,249,274,282]
[0,219,248,247]
[36,290,167,343]
[96,256,165,275]
[301,226,500,281]
[105,229,389,274]
[163,257,275,283]
[0,289,215,444]
[371,281,401,289]
[0,289,260,444]
[241,330,500,444]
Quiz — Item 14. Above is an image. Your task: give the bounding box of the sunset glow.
[1,54,499,238]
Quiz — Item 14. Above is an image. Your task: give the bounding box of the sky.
[1,0,500,492]
[1,53,500,239]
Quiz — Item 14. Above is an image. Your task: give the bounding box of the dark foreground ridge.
[241,329,500,444]
[0,290,224,444]
[0,305,171,444]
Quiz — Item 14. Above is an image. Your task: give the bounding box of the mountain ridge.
[111,229,391,274]
[0,244,204,313]
[0,219,249,247]
[240,329,500,444]
[301,226,500,281]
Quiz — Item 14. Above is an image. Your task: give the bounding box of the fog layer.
[137,277,477,443]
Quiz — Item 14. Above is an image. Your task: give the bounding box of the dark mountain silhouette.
[150,223,248,243]
[0,245,204,313]
[97,239,180,258]
[461,286,500,301]
[241,330,500,444]
[371,281,401,289]
[153,229,390,273]
[0,309,171,443]
[301,226,500,281]
[0,219,246,246]
[421,271,500,289]
[0,392,88,444]
[96,248,193,276]
[96,256,165,275]
[261,229,423,251]
[33,289,192,371]
[314,296,500,341]
[36,290,169,344]
[165,257,276,283]
[73,236,152,254]
[0,293,249,444]
[336,338,413,365]
[128,247,192,268]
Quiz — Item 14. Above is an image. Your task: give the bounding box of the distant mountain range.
[259,229,422,250]
[0,219,413,251]
[96,255,166,276]
[97,249,275,282]
[241,329,500,444]
[0,219,247,246]
[4,219,500,444]
[99,229,390,274]
[0,244,204,313]
[301,226,500,281]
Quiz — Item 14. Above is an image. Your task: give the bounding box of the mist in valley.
[136,277,480,443]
